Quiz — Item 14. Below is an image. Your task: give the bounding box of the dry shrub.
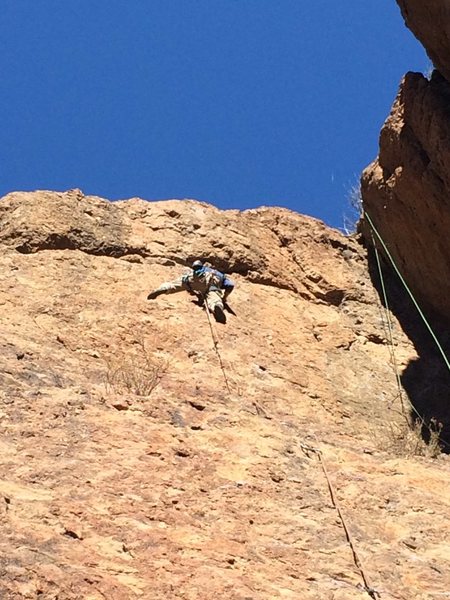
[105,330,171,397]
[342,181,363,235]
[374,418,442,459]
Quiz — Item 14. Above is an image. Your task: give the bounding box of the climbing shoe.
[213,304,226,324]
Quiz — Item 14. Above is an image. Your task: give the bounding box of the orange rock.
[0,190,448,599]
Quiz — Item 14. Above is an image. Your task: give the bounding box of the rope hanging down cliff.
[300,440,380,599]
[364,211,450,374]
[202,295,232,394]
[364,210,450,450]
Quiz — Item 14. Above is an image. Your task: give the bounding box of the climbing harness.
[300,440,380,599]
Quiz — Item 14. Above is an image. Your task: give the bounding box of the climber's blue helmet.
[192,260,205,277]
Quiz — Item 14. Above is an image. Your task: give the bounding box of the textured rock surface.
[361,1,450,458]
[362,1,450,322]
[396,1,450,82]
[0,190,449,599]
[361,70,450,322]
[362,0,450,324]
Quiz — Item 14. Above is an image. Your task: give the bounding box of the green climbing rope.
[364,210,450,374]
[371,232,406,416]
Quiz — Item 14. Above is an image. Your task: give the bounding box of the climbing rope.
[364,210,450,374]
[364,210,450,449]
[301,440,380,599]
[371,232,407,419]
[202,297,232,394]
[201,295,270,415]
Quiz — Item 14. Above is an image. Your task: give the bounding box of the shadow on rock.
[367,246,450,452]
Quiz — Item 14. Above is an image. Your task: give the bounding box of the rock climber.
[147,260,234,323]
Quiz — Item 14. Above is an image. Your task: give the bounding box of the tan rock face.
[362,1,450,323]
[361,71,450,322]
[361,3,450,472]
[396,1,450,81]
[0,190,449,599]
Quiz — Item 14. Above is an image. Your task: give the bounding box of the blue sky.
[1,1,428,229]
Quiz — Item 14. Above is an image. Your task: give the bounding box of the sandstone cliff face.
[361,70,450,321]
[396,1,450,82]
[361,0,450,324]
[360,2,450,455]
[0,190,449,600]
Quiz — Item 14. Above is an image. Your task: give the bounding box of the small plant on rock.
[105,337,169,397]
[376,417,443,459]
[342,181,363,235]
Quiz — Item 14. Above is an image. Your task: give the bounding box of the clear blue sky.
[1,1,428,228]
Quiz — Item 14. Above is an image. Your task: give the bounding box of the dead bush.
[373,417,442,459]
[105,337,169,397]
